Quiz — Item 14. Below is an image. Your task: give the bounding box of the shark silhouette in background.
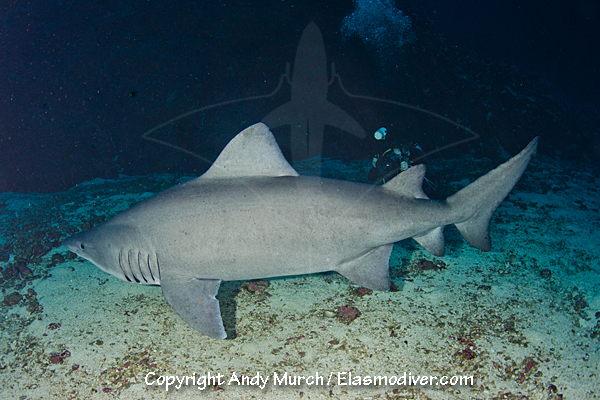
[262,22,365,161]
[142,22,479,167]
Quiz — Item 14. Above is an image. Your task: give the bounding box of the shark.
[262,22,365,160]
[64,122,538,339]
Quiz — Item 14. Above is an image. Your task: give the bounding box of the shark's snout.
[62,235,78,252]
[62,234,87,258]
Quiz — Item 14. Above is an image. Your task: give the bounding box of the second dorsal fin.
[382,164,429,200]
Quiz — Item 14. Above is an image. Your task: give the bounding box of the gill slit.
[127,250,140,283]
[136,251,149,283]
[146,253,155,282]
[118,250,132,282]
[157,253,161,281]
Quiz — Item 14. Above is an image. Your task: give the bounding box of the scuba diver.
[367,127,438,192]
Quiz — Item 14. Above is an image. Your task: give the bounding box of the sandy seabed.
[0,154,598,400]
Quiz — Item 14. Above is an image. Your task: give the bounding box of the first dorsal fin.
[200,123,299,180]
[382,164,429,199]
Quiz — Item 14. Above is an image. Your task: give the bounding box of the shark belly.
[141,176,456,284]
[143,177,387,282]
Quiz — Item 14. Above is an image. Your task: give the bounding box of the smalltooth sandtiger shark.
[64,123,538,339]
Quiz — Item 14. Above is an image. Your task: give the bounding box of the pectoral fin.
[161,275,226,339]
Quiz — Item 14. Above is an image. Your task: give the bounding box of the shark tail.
[446,137,538,251]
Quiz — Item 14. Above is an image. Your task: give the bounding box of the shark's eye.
[79,243,85,250]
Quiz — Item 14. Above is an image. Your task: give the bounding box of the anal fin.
[413,227,445,256]
[336,244,393,291]
[161,275,226,339]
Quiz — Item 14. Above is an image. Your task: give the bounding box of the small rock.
[3,292,22,306]
[51,253,65,265]
[540,268,552,279]
[17,263,32,278]
[355,287,372,297]
[338,305,360,323]
[574,299,588,311]
[244,280,270,293]
[48,322,61,330]
[1,265,18,281]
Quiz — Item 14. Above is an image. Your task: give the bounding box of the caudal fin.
[446,137,538,251]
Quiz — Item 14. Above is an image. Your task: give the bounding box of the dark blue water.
[0,0,597,194]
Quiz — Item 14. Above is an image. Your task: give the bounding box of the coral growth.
[355,287,372,297]
[338,305,361,323]
[244,280,270,293]
[416,258,446,272]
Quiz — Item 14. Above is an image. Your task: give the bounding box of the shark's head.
[63,224,157,284]
[63,225,124,279]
